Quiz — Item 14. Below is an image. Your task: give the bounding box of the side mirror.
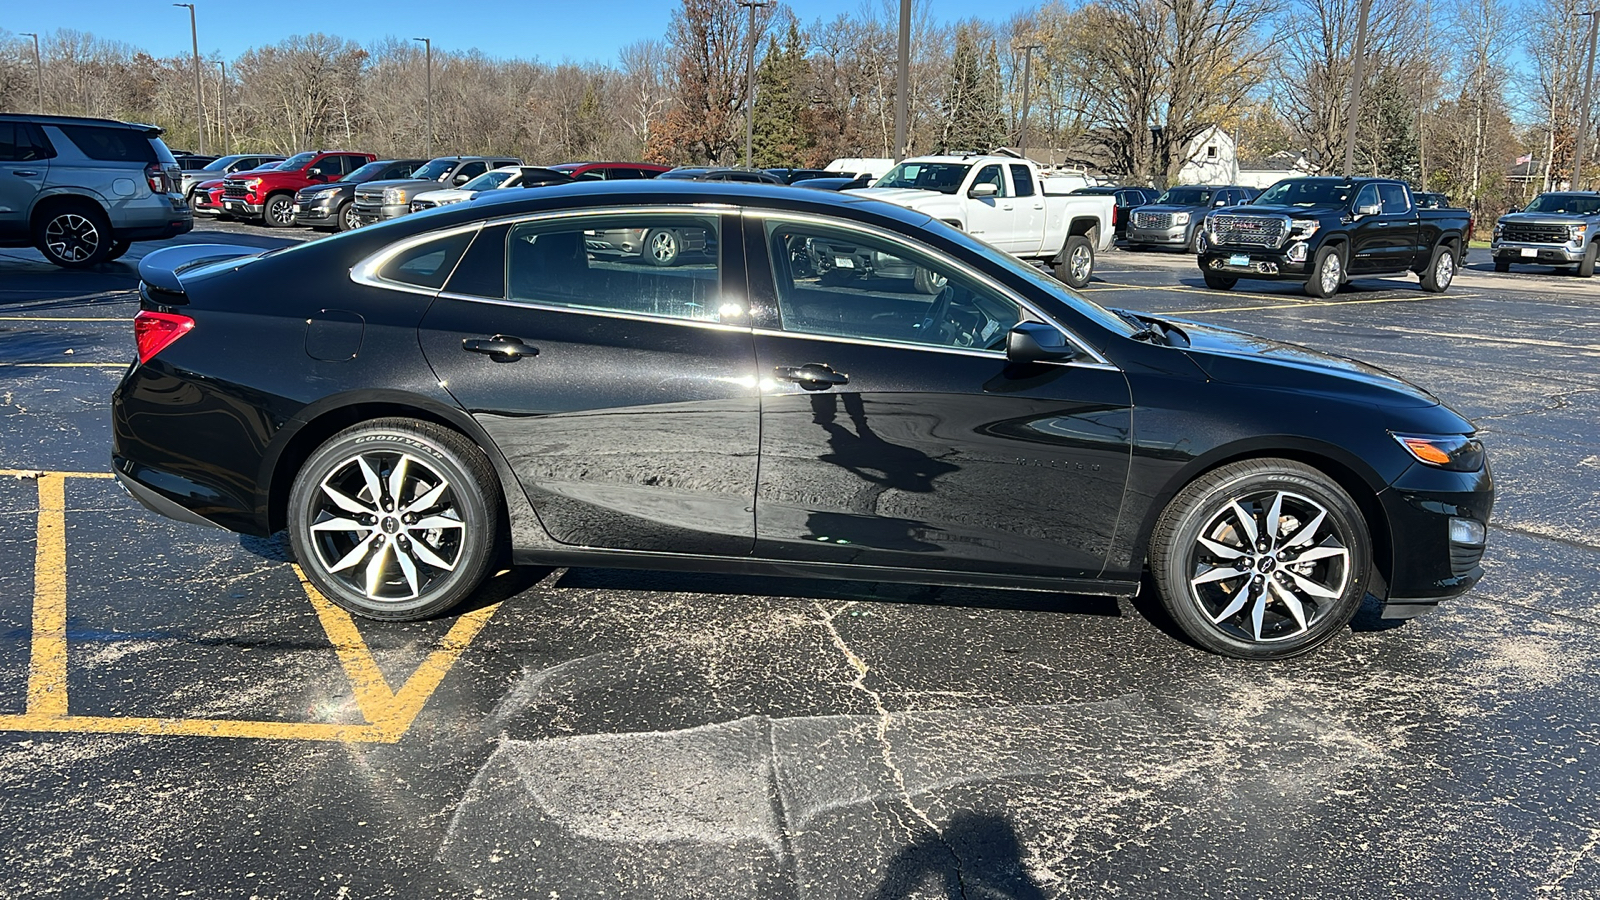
[1006,322,1076,364]
[1214,199,1228,207]
[969,182,999,199]
[454,173,472,185]
[1356,203,1381,217]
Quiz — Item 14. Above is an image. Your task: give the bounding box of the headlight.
[1171,212,1191,226]
[244,177,262,189]
[1392,433,1485,472]
[1290,218,1320,239]
[1570,224,1587,242]
[383,187,409,204]
[1492,222,1503,240]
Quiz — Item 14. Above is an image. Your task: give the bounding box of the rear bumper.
[113,465,224,530]
[1491,241,1585,263]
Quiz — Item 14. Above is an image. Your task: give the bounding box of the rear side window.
[56,125,157,163]
[377,230,474,290]
[0,122,54,162]
[505,214,723,322]
[1378,183,1410,214]
[1009,164,1035,198]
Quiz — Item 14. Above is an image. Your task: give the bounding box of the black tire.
[1148,458,1372,660]
[1187,225,1207,254]
[643,227,680,266]
[1580,244,1596,278]
[1492,258,1510,273]
[262,193,296,228]
[1127,242,1146,252]
[912,267,948,294]
[335,200,359,233]
[187,190,204,214]
[287,418,502,621]
[1202,269,1237,290]
[1305,244,1343,298]
[1419,243,1456,293]
[106,240,132,261]
[1053,234,1095,289]
[33,203,114,268]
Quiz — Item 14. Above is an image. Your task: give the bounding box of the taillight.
[134,310,194,364]
[146,163,171,194]
[1113,206,1121,226]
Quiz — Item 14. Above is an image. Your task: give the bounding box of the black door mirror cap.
[1006,322,1077,364]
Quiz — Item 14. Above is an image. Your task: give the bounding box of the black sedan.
[113,182,1492,659]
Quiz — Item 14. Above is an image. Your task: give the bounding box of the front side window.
[973,165,1007,197]
[764,220,1025,353]
[505,214,725,323]
[1355,184,1381,211]
[455,162,489,181]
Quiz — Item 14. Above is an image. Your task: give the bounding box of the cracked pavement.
[3,229,1600,898]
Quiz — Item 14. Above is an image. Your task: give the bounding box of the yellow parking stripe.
[0,363,125,369]
[0,713,389,742]
[26,474,68,717]
[0,316,127,322]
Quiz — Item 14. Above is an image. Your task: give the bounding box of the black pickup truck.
[1196,177,1471,298]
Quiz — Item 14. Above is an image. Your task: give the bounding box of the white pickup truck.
[847,155,1115,288]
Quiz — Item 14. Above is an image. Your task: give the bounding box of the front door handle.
[774,363,849,387]
[13,170,39,177]
[463,335,539,360]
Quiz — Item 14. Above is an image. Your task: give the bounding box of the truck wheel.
[1054,235,1094,289]
[1419,244,1456,293]
[1580,244,1597,278]
[912,267,948,294]
[1492,258,1510,273]
[1188,226,1207,254]
[644,228,681,266]
[34,204,113,268]
[1202,269,1237,290]
[1305,245,1343,298]
[263,194,296,228]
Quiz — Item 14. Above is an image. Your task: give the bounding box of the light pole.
[1573,11,1600,189]
[173,4,206,155]
[217,60,229,155]
[21,33,43,114]
[1341,0,1374,176]
[893,0,910,161]
[413,37,433,158]
[1015,43,1041,157]
[737,0,769,168]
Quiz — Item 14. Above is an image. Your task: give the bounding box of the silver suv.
[0,114,193,268]
[1492,192,1600,277]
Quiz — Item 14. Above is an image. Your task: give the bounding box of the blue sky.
[7,0,1042,66]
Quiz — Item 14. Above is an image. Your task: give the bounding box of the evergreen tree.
[751,20,809,167]
[939,24,1005,153]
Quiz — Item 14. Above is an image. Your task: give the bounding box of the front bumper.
[293,197,341,227]
[351,202,409,227]
[221,198,264,218]
[1199,246,1312,280]
[1127,224,1191,246]
[1491,241,1585,263]
[1376,459,1495,619]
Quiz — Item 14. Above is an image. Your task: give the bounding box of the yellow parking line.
[0,363,125,369]
[1,469,501,742]
[0,316,127,322]
[27,474,68,717]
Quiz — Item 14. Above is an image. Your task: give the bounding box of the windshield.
[1255,179,1353,207]
[343,162,388,182]
[1525,193,1600,215]
[462,170,516,191]
[1156,187,1214,206]
[278,152,317,171]
[200,155,243,172]
[872,162,972,194]
[412,159,458,181]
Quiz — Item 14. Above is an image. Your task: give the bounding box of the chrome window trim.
[749,326,1117,370]
[748,209,1114,367]
[434,291,750,333]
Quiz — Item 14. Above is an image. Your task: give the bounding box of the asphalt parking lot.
[3,223,1600,899]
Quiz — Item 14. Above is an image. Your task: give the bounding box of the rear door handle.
[463,335,539,360]
[13,170,39,177]
[774,363,848,387]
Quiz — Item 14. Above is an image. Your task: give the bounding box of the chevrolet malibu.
[112,182,1492,659]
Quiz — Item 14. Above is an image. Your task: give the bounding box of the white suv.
[0,114,194,268]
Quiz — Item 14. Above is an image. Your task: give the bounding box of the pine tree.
[939,24,1006,154]
[751,21,810,168]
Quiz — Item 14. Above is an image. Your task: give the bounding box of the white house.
[1176,125,1240,185]
[1235,149,1319,189]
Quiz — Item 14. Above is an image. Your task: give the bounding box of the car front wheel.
[1306,245,1343,298]
[287,418,501,621]
[336,201,359,232]
[1148,458,1371,659]
[644,228,680,266]
[263,194,295,228]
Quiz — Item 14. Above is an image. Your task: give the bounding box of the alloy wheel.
[1435,251,1454,289]
[1069,244,1092,283]
[1186,490,1351,643]
[268,197,294,226]
[342,203,359,231]
[306,450,466,603]
[44,213,101,263]
[1319,253,1341,296]
[650,230,679,263]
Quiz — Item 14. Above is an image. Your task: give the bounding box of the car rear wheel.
[912,267,948,294]
[1149,458,1371,660]
[34,205,113,268]
[336,201,359,232]
[1202,269,1237,290]
[1305,245,1343,298]
[1054,235,1094,289]
[263,193,295,228]
[644,228,680,266]
[287,418,501,621]
[1419,244,1456,292]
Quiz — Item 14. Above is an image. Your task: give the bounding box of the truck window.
[56,124,158,163]
[1378,183,1410,215]
[1008,164,1036,197]
[973,165,1007,197]
[1354,184,1380,212]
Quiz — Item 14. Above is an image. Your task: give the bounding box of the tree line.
[0,0,1575,227]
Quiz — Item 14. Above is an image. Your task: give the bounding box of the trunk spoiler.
[137,243,263,299]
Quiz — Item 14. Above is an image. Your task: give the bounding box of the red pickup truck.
[221,150,375,227]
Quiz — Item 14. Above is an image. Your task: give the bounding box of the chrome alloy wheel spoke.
[310,451,466,601]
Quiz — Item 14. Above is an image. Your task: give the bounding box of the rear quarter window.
[56,125,158,163]
[376,230,475,290]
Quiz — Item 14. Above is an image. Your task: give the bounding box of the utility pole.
[893,0,911,161]
[1015,44,1041,158]
[413,38,433,158]
[1341,0,1374,176]
[217,60,229,154]
[1574,11,1600,190]
[174,4,206,155]
[737,0,769,168]
[21,33,43,114]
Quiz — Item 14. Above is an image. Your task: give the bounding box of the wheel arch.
[29,190,110,230]
[1067,215,1101,244]
[1131,439,1394,595]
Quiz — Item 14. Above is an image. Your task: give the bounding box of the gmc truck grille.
[1210,214,1287,248]
[223,182,249,199]
[1502,223,1571,244]
[1132,211,1172,230]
